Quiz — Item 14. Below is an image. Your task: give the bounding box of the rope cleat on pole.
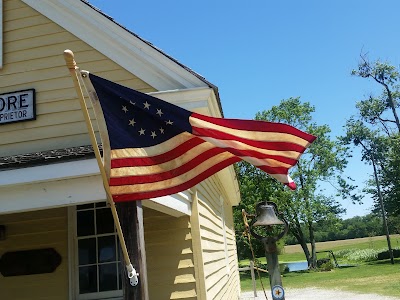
[126,264,139,287]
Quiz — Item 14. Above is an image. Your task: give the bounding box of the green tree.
[342,55,400,264]
[378,137,400,217]
[347,56,400,219]
[351,54,400,133]
[235,97,354,268]
[341,117,395,262]
[233,162,278,260]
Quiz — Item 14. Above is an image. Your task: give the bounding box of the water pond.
[280,261,308,272]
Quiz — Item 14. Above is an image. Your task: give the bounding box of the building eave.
[21,0,223,115]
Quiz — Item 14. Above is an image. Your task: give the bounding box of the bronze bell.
[253,202,284,226]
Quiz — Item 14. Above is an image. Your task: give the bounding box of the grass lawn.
[239,235,400,297]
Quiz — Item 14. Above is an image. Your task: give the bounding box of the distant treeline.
[285,213,400,245]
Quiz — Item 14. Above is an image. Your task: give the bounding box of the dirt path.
[240,288,400,300]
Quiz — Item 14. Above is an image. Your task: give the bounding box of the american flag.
[88,74,316,202]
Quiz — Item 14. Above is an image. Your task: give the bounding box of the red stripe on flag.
[191,126,308,153]
[191,112,317,143]
[110,147,228,185]
[222,148,298,165]
[110,145,298,175]
[112,156,241,202]
[111,137,205,168]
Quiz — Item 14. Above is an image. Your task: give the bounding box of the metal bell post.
[249,201,288,300]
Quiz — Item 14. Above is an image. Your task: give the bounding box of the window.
[75,202,122,299]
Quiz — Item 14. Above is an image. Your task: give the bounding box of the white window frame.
[68,204,123,300]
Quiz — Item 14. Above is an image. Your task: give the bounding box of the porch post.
[117,201,149,300]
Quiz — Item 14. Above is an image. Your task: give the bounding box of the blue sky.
[89,0,400,218]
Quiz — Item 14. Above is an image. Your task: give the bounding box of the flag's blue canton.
[90,74,193,149]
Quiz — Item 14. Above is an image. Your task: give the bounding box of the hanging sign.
[0,248,62,276]
[0,89,36,124]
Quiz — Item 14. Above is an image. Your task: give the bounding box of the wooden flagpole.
[63,50,148,299]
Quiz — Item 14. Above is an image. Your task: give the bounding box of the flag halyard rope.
[242,209,269,300]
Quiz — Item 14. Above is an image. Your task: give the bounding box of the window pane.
[78,238,96,265]
[96,208,114,234]
[79,265,97,294]
[77,210,95,236]
[98,236,116,263]
[99,263,118,291]
[76,203,121,296]
[77,203,94,210]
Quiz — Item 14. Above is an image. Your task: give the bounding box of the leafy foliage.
[234,97,357,268]
[344,55,400,221]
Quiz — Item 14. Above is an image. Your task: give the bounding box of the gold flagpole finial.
[63,49,77,70]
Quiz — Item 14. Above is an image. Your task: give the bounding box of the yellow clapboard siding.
[1,67,65,86]
[201,238,224,252]
[3,7,40,23]
[36,88,85,103]
[114,78,156,92]
[0,208,69,300]
[4,14,52,32]
[203,250,226,265]
[174,274,197,284]
[4,0,26,11]
[2,232,67,250]
[36,99,81,114]
[193,179,240,300]
[199,227,224,244]
[144,208,197,300]
[147,283,197,300]
[198,213,223,234]
[147,270,196,285]
[1,121,88,145]
[7,219,67,236]
[170,289,197,300]
[145,228,192,244]
[147,253,195,270]
[2,277,68,300]
[3,55,70,75]
[206,267,230,299]
[197,187,222,216]
[198,205,222,229]
[89,69,151,86]
[4,37,90,58]
[0,67,68,87]
[4,32,80,55]
[1,1,154,156]
[146,245,193,258]
[4,22,65,43]
[0,75,72,92]
[143,213,191,231]
[0,206,66,222]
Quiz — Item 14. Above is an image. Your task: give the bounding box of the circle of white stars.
[121,100,174,140]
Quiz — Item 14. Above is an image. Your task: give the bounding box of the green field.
[239,235,400,297]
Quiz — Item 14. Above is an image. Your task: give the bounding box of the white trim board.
[0,159,191,217]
